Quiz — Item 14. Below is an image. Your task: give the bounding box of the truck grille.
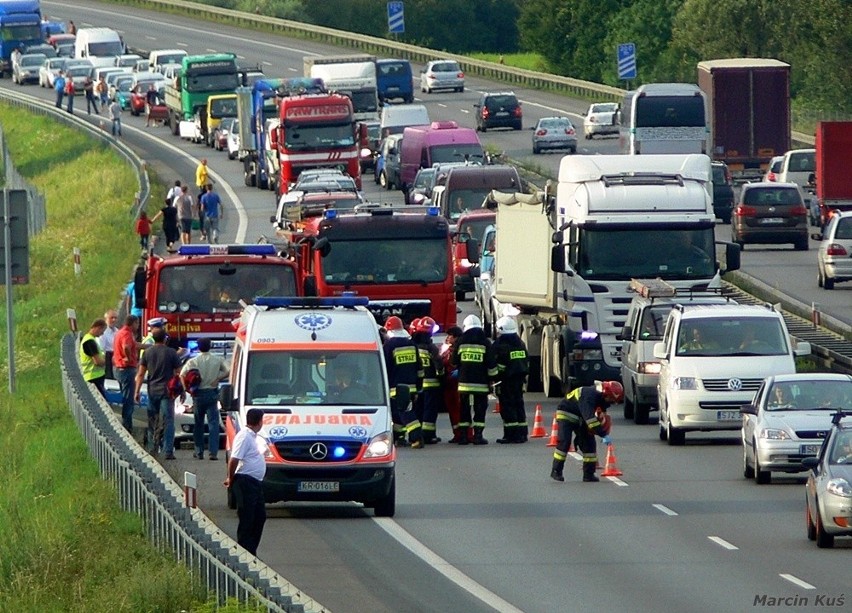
[701,377,764,392]
[274,439,364,462]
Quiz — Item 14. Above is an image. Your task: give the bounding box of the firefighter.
[452,314,498,445]
[550,380,623,482]
[492,316,529,444]
[411,316,444,444]
[382,316,424,448]
[440,326,464,443]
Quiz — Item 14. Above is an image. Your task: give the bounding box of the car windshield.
[829,431,852,464]
[485,95,516,108]
[323,238,448,284]
[675,317,789,357]
[712,165,727,182]
[834,217,852,239]
[413,169,435,189]
[283,123,356,150]
[68,66,90,77]
[246,350,386,406]
[21,55,45,66]
[89,41,124,57]
[639,305,674,340]
[115,80,133,92]
[432,62,459,73]
[429,144,485,165]
[446,188,491,220]
[591,103,618,113]
[539,118,573,130]
[742,187,801,206]
[635,95,706,128]
[458,217,493,246]
[788,151,815,172]
[766,380,852,411]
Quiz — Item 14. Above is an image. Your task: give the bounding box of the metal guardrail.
[61,334,328,613]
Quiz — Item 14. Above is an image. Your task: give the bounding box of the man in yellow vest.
[80,318,108,397]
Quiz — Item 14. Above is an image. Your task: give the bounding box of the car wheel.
[824,275,835,290]
[481,309,492,338]
[667,420,685,446]
[455,290,465,302]
[817,267,824,288]
[806,499,816,541]
[658,404,668,440]
[743,444,755,479]
[814,501,835,548]
[623,391,634,420]
[755,449,771,484]
[457,86,464,93]
[373,478,395,518]
[480,125,487,133]
[227,150,235,161]
[532,145,539,155]
[514,122,522,131]
[570,147,577,155]
[634,401,651,425]
[794,237,809,251]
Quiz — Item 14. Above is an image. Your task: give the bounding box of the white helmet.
[462,314,482,332]
[495,316,518,336]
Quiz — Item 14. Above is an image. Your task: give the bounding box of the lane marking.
[707,536,738,550]
[205,48,218,53]
[779,574,816,590]
[606,476,628,486]
[652,504,678,516]
[374,518,525,613]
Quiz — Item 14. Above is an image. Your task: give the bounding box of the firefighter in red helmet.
[550,380,623,482]
[411,316,444,444]
[382,316,424,448]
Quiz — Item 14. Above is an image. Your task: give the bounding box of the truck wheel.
[373,479,395,517]
[455,290,465,302]
[526,356,543,393]
[169,112,179,136]
[634,402,651,425]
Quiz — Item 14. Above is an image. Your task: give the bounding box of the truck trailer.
[483,154,741,396]
[164,53,239,141]
[304,54,379,123]
[697,58,791,182]
[815,120,852,229]
[0,0,42,77]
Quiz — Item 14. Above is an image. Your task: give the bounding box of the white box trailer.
[304,54,378,122]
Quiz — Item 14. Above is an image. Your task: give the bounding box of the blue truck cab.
[376,58,413,104]
[0,0,43,77]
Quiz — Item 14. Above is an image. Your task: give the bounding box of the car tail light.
[724,167,732,183]
[791,205,808,216]
[767,172,776,182]
[565,128,575,135]
[513,107,522,118]
[735,205,757,217]
[588,116,597,123]
[427,74,436,81]
[482,107,490,119]
[826,243,849,256]
[457,72,464,78]
[536,129,547,136]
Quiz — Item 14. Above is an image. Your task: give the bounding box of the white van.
[220,296,396,517]
[380,103,429,137]
[148,49,187,73]
[74,28,124,69]
[654,303,810,445]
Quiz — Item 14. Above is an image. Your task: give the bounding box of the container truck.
[0,0,42,78]
[815,121,852,229]
[164,53,239,141]
[479,154,740,396]
[304,54,379,123]
[697,59,791,182]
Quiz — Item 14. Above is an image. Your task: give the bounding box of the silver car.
[13,53,46,85]
[39,56,66,88]
[741,373,852,484]
[420,60,464,94]
[583,102,619,139]
[532,116,577,154]
[817,210,852,289]
[804,412,852,548]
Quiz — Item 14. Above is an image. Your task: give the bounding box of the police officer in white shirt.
[223,408,266,555]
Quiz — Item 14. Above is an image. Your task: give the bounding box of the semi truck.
[697,58,791,182]
[303,54,379,123]
[0,0,42,78]
[164,53,239,141]
[132,244,300,352]
[815,121,852,229]
[480,154,740,396]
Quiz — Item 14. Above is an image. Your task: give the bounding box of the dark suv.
[711,161,735,223]
[474,92,522,132]
[731,183,809,251]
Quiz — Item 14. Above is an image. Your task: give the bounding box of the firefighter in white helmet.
[492,316,530,444]
[451,314,498,445]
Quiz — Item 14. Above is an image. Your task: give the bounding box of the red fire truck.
[274,93,361,196]
[285,206,458,330]
[133,244,300,350]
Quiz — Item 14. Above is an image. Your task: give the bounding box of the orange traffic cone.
[530,404,546,438]
[546,415,559,447]
[493,400,501,414]
[600,443,623,477]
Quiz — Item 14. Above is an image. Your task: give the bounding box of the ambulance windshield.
[246,350,386,406]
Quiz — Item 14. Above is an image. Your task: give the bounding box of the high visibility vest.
[80,332,105,381]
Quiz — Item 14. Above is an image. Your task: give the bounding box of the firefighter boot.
[550,459,565,482]
[457,428,469,445]
[472,427,488,445]
[583,462,600,482]
[448,427,463,444]
[496,426,512,444]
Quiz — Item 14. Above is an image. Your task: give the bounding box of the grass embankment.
[0,105,239,612]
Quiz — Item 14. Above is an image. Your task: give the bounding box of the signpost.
[387,1,404,35]
[617,43,637,85]
[0,187,29,393]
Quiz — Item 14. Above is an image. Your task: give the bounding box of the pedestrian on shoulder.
[145,84,159,127]
[67,20,77,35]
[98,309,120,380]
[199,183,223,244]
[165,179,182,206]
[224,408,267,555]
[135,210,151,250]
[195,158,209,203]
[108,97,122,136]
[150,199,180,252]
[176,184,196,246]
[83,76,98,114]
[135,326,182,459]
[65,76,75,113]
[113,315,142,433]
[54,70,66,109]
[96,75,109,110]
[181,338,229,460]
[80,318,108,398]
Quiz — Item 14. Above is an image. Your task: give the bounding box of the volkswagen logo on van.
[727,378,743,391]
[309,442,329,460]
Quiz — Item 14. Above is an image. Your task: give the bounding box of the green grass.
[0,104,246,612]
[468,52,552,74]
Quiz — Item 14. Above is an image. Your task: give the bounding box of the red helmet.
[408,317,421,335]
[601,380,624,404]
[415,316,437,335]
[384,316,404,332]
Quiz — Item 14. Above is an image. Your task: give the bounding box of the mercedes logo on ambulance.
[727,378,743,391]
[309,442,329,460]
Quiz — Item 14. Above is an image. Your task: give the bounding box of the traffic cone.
[546,415,559,447]
[600,443,623,477]
[530,404,546,438]
[493,400,501,414]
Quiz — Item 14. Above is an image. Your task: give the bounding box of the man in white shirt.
[165,179,182,207]
[181,337,229,459]
[98,309,120,379]
[223,409,267,555]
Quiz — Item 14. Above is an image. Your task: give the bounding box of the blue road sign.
[388,1,405,34]
[617,43,637,80]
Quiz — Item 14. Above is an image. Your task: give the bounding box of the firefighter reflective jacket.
[383,335,422,391]
[555,386,610,435]
[493,333,529,382]
[452,327,498,394]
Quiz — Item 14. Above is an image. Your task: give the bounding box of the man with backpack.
[181,338,229,460]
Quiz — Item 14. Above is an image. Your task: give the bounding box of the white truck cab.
[654,303,810,446]
[220,296,396,516]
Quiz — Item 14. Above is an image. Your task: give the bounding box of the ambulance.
[221,296,396,516]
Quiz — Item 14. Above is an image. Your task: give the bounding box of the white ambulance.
[221,296,396,516]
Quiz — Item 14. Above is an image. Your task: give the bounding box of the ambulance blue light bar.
[254,296,369,308]
[324,209,338,219]
[427,206,439,216]
[178,245,276,256]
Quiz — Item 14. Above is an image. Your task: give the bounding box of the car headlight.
[638,361,661,375]
[759,428,791,440]
[363,431,393,459]
[672,377,698,390]
[826,478,852,498]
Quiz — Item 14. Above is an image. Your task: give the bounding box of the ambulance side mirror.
[219,383,236,411]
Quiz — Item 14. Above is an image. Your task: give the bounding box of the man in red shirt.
[113,315,142,432]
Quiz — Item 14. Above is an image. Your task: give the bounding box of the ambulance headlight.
[179,302,190,313]
[363,432,393,458]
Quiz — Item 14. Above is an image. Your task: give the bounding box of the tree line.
[212,0,851,114]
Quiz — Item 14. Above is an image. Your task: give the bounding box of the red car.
[453,208,495,300]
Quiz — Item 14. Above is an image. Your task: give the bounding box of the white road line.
[262,61,273,66]
[374,518,526,613]
[652,504,678,516]
[205,49,218,53]
[707,536,739,550]
[236,55,246,60]
[145,35,156,40]
[606,476,628,487]
[779,574,816,590]
[176,42,188,48]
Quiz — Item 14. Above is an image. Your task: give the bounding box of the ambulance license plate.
[716,410,741,421]
[298,481,339,493]
[800,444,821,455]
